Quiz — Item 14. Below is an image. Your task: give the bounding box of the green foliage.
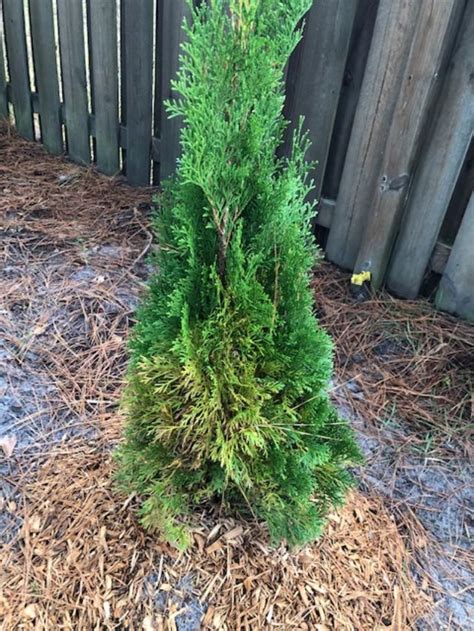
[116,0,361,548]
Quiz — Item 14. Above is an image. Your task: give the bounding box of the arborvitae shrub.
[116,0,361,549]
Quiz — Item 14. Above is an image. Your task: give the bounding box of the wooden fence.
[0,0,473,320]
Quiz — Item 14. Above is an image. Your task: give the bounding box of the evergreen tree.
[116,0,361,549]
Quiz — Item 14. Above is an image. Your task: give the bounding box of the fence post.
[2,0,33,140]
[29,0,63,155]
[57,0,90,165]
[435,193,474,321]
[387,1,474,299]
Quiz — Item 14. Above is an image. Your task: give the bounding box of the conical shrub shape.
[116,0,361,548]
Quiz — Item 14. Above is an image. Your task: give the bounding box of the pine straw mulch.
[1,446,429,630]
[1,122,471,629]
[313,267,473,452]
[0,121,152,455]
[312,265,474,630]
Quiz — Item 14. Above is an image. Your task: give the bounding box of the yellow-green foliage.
[116,0,361,548]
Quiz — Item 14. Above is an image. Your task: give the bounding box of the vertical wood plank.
[440,139,474,245]
[122,0,154,186]
[283,0,357,202]
[326,0,464,282]
[2,0,33,139]
[325,0,421,270]
[29,0,63,154]
[387,2,474,298]
[57,0,90,164]
[120,0,127,170]
[85,0,96,161]
[88,0,119,176]
[156,0,192,181]
[0,16,8,119]
[435,193,474,321]
[352,0,464,288]
[322,0,379,200]
[152,0,160,183]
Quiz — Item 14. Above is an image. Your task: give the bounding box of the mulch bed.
[1,123,472,629]
[314,267,473,450]
[1,447,428,629]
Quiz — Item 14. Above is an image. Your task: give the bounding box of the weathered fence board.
[436,193,474,321]
[29,0,62,155]
[57,0,90,164]
[89,0,119,176]
[326,0,464,286]
[322,0,379,200]
[122,0,154,186]
[441,139,474,245]
[387,2,474,298]
[152,0,161,183]
[0,17,8,119]
[352,0,463,287]
[156,0,192,181]
[283,0,357,202]
[325,0,420,270]
[2,0,33,139]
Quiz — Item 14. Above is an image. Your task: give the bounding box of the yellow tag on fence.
[351,271,372,286]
